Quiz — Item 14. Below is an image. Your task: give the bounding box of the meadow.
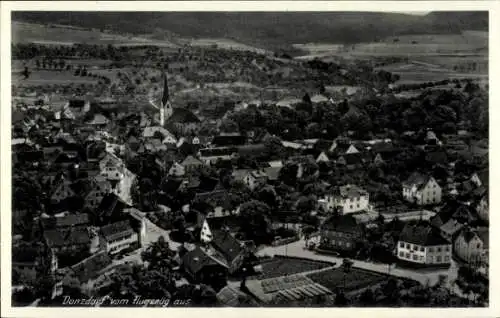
[12,70,99,87]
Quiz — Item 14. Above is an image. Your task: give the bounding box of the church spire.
[159,71,171,127]
[162,71,169,107]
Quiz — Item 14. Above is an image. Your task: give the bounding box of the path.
[258,238,458,287]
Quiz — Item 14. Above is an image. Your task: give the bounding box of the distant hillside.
[12,11,488,50]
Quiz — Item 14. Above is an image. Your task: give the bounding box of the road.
[111,214,181,267]
[257,238,459,287]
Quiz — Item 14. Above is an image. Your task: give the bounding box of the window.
[436,256,442,263]
[350,205,353,210]
[445,246,450,252]
[405,253,410,259]
[400,242,404,248]
[429,247,434,252]
[445,256,450,262]
[437,247,441,252]
[412,254,418,260]
[420,246,425,252]
[406,243,410,249]
[357,204,360,208]
[399,251,404,257]
[346,242,351,248]
[331,240,336,245]
[428,256,433,263]
[413,245,418,251]
[477,243,481,249]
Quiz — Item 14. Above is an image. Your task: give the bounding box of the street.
[257,238,459,287]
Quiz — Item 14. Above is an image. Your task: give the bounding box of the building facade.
[324,184,369,214]
[402,173,442,206]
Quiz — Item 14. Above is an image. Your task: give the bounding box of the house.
[470,170,489,189]
[142,126,177,144]
[168,162,186,177]
[198,147,237,165]
[209,229,248,274]
[323,184,369,214]
[311,94,329,104]
[44,227,91,254]
[50,179,76,204]
[165,107,201,136]
[397,222,451,266]
[113,166,136,205]
[425,130,441,145]
[476,194,488,222]
[67,250,113,289]
[180,155,204,173]
[454,227,488,266]
[244,170,268,190]
[373,153,385,165]
[319,214,364,252]
[84,176,113,211]
[316,151,330,163]
[86,114,110,128]
[94,193,131,225]
[336,153,365,169]
[329,140,359,155]
[402,173,442,205]
[12,245,40,284]
[40,212,89,231]
[181,246,228,290]
[99,220,140,255]
[217,285,259,306]
[439,219,465,242]
[99,152,124,180]
[451,204,478,224]
[263,166,281,183]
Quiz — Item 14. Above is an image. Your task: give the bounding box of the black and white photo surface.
[4,4,492,311]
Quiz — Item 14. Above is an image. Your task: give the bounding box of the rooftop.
[400,222,450,246]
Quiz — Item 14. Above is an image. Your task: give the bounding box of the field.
[307,267,387,292]
[294,32,487,59]
[186,38,268,54]
[12,21,178,47]
[249,256,333,280]
[12,70,99,87]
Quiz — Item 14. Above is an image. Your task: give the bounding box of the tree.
[239,200,272,244]
[141,236,176,270]
[359,288,375,306]
[278,162,298,186]
[263,136,285,160]
[302,225,316,247]
[334,290,349,307]
[342,258,353,289]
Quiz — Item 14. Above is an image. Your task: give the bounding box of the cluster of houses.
[317,169,488,270]
[11,65,489,305]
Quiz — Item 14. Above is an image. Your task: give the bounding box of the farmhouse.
[402,173,442,205]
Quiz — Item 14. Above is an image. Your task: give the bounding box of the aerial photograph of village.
[9,10,489,308]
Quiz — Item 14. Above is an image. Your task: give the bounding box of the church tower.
[160,71,172,126]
